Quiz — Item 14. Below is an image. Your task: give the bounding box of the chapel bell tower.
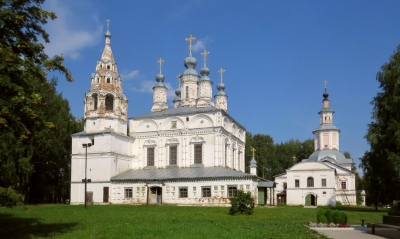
[313,81,340,151]
[83,21,128,135]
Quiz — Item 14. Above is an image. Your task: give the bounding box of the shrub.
[316,209,326,222]
[229,190,254,215]
[0,187,24,208]
[332,210,347,224]
[336,200,342,206]
[325,209,334,222]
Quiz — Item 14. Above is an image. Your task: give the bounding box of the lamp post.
[82,143,92,208]
[60,168,65,203]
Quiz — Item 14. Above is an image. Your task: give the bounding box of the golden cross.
[218,68,225,81]
[157,58,165,73]
[292,156,297,162]
[251,147,256,158]
[106,19,110,30]
[185,34,196,52]
[323,80,328,89]
[201,50,210,66]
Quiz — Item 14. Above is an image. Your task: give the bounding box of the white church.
[70,25,275,205]
[274,89,357,206]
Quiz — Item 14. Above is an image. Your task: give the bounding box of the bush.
[325,209,334,222]
[336,200,342,206]
[316,209,326,222]
[0,187,24,208]
[229,190,254,215]
[332,210,347,224]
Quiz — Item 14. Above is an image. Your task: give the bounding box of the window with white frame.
[179,187,188,198]
[341,181,346,189]
[307,177,314,187]
[228,186,237,198]
[124,188,133,198]
[169,145,177,165]
[295,179,299,187]
[171,121,177,129]
[194,144,202,164]
[147,147,155,166]
[322,179,327,187]
[202,187,211,197]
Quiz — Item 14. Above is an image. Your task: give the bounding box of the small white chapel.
[274,88,356,206]
[70,24,274,205]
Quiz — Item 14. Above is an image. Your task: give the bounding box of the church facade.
[274,89,356,206]
[70,26,274,205]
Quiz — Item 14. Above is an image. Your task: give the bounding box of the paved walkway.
[312,226,391,239]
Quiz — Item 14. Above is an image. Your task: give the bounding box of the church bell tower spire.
[312,81,340,151]
[83,20,128,135]
[180,34,200,106]
[196,49,214,107]
[151,58,168,112]
[214,68,228,111]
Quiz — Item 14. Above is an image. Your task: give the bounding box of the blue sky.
[43,0,400,172]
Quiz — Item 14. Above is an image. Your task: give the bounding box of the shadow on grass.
[319,206,388,213]
[0,213,79,239]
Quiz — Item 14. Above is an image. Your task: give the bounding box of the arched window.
[105,94,114,110]
[107,78,110,83]
[107,65,110,70]
[96,78,99,83]
[92,93,98,110]
[307,177,314,187]
[194,144,202,164]
[185,86,189,98]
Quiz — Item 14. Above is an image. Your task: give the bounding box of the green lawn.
[0,204,387,239]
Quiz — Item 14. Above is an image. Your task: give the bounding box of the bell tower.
[313,81,340,151]
[83,20,128,135]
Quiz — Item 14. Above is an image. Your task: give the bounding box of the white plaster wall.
[70,182,112,205]
[111,178,258,205]
[85,118,127,135]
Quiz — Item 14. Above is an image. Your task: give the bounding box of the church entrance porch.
[305,194,317,206]
[148,187,162,204]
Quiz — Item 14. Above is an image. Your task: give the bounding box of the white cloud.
[132,80,154,93]
[192,37,212,53]
[43,0,102,59]
[121,70,140,80]
[131,81,176,101]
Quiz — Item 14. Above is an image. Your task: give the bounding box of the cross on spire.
[185,34,196,53]
[106,19,110,30]
[323,80,328,89]
[218,68,225,82]
[292,156,297,163]
[157,58,165,73]
[251,147,256,158]
[201,50,210,66]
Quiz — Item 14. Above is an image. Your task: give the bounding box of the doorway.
[305,194,317,206]
[148,187,162,204]
[103,187,109,203]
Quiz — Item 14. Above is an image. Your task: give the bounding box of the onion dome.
[156,73,165,82]
[323,90,329,100]
[217,81,225,91]
[105,29,111,38]
[175,87,181,96]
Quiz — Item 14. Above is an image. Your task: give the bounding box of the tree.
[360,45,400,209]
[0,0,73,200]
[229,190,254,215]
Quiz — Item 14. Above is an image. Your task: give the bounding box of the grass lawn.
[0,204,387,239]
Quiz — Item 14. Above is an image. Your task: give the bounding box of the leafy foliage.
[360,45,400,209]
[332,210,347,224]
[0,0,82,203]
[0,187,24,207]
[325,209,334,222]
[229,189,255,215]
[316,209,328,223]
[245,133,314,179]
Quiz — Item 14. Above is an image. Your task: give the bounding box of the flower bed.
[308,221,351,228]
